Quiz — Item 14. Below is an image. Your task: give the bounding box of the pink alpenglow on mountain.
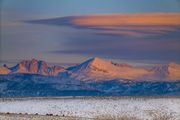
[48,66,65,76]
[68,57,150,80]
[0,57,180,81]
[166,63,180,80]
[0,59,65,76]
[67,57,180,80]
[0,65,11,74]
[148,63,180,80]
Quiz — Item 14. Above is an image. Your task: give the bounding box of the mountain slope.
[67,57,152,80]
[0,58,180,96]
[0,58,180,80]
[168,63,180,80]
[0,65,10,74]
[149,63,180,80]
[1,59,65,76]
[67,57,180,80]
[0,73,179,96]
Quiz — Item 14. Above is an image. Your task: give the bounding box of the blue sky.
[2,0,180,16]
[1,0,180,67]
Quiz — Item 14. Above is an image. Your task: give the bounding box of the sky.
[0,0,180,67]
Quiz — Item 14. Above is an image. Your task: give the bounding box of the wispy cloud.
[72,13,180,26]
[27,13,180,37]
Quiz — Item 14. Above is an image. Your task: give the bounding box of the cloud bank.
[28,13,180,37]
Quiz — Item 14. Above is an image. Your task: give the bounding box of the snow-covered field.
[0,97,180,120]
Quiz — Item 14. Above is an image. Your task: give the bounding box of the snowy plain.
[0,97,180,120]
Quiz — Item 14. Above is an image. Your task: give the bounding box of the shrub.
[6,112,10,114]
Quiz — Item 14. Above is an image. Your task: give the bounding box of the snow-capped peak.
[68,57,112,73]
[67,57,150,80]
[89,57,113,68]
[0,58,179,80]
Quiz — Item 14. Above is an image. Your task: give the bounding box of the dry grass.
[0,112,178,120]
[94,110,177,120]
[94,114,139,120]
[148,110,175,120]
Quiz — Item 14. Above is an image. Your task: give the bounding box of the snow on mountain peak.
[67,57,151,80]
[167,63,180,80]
[90,57,110,63]
[88,57,113,70]
[168,62,180,68]
[68,57,112,72]
[0,58,179,80]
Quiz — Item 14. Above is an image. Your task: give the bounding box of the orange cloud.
[96,30,145,37]
[28,13,180,38]
[72,13,180,26]
[69,13,180,37]
[94,25,179,37]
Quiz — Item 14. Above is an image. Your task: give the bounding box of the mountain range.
[0,57,180,81]
[0,57,180,96]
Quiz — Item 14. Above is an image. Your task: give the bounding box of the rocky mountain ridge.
[0,57,180,80]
